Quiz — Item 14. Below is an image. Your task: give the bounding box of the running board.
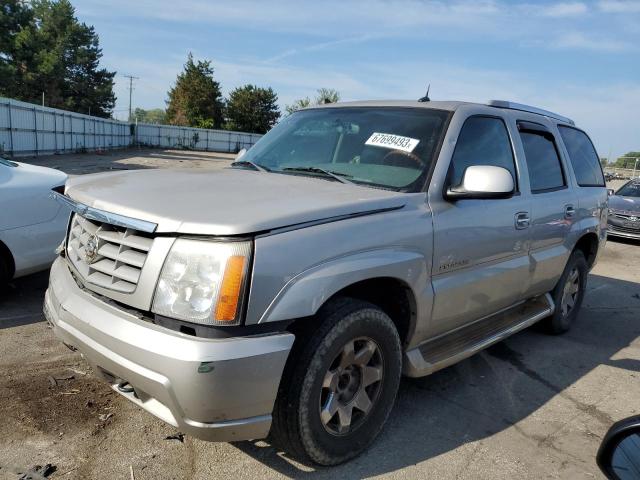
[403,294,554,377]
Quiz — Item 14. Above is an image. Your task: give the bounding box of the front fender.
[258,248,429,324]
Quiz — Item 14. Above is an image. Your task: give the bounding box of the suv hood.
[65,168,412,235]
[609,195,640,215]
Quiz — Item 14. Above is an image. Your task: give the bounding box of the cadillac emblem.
[84,234,99,263]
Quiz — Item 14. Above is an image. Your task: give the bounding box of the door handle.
[515,212,530,230]
[565,205,576,219]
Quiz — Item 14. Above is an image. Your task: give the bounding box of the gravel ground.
[0,150,638,479]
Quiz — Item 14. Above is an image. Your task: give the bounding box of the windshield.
[0,157,18,167]
[616,181,640,198]
[240,107,449,191]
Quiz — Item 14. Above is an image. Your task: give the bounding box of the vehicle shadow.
[0,270,50,329]
[231,273,640,478]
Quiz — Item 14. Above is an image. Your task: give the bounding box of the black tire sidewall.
[550,250,588,333]
[0,256,9,290]
[297,304,402,465]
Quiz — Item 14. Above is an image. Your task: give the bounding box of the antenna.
[418,84,430,102]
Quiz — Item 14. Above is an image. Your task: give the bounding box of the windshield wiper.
[282,166,354,184]
[230,160,270,172]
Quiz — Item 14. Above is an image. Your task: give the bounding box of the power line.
[122,75,139,120]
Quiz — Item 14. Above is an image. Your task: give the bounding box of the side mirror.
[597,415,640,479]
[446,165,515,200]
[608,189,615,196]
[236,148,247,160]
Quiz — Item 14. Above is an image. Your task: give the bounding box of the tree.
[315,88,340,104]
[0,0,116,117]
[614,152,640,168]
[285,88,341,114]
[225,84,280,134]
[165,53,224,128]
[131,107,166,124]
[0,0,33,94]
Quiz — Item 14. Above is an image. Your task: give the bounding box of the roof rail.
[487,100,575,125]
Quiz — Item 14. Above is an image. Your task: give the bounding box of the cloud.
[553,32,633,52]
[541,2,588,16]
[264,35,376,63]
[598,0,640,12]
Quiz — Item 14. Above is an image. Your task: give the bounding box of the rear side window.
[448,116,516,187]
[558,126,604,187]
[519,130,565,192]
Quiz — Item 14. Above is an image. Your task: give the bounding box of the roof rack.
[487,100,575,125]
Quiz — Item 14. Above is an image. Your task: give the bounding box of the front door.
[429,115,532,338]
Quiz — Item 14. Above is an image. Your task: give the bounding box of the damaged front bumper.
[44,257,294,442]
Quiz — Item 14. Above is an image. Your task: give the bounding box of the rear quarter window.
[558,126,604,187]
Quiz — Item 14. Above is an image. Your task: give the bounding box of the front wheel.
[0,255,9,291]
[542,250,588,334]
[271,298,402,465]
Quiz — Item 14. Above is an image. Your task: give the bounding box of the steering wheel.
[381,150,425,169]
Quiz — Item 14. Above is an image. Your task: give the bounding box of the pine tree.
[0,0,116,117]
[165,53,224,128]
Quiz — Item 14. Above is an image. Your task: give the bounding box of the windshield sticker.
[365,132,420,153]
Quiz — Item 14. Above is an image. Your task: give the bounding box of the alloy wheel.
[319,336,384,436]
[560,267,580,317]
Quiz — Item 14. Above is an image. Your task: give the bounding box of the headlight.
[152,239,251,326]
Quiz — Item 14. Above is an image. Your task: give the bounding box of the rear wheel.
[271,298,402,465]
[542,250,588,334]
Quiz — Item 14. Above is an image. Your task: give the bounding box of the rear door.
[515,120,578,295]
[428,112,532,337]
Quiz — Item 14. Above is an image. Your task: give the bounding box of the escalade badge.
[84,234,99,263]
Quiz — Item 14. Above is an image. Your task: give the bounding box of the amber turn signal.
[214,255,247,322]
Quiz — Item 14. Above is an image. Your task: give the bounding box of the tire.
[0,255,9,291]
[271,298,402,466]
[541,250,588,334]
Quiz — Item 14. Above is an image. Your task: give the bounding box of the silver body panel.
[64,167,408,235]
[47,100,607,442]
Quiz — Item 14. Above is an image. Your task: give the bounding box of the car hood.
[65,168,413,235]
[609,195,640,215]
[15,161,68,187]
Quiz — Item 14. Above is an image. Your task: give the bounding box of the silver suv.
[45,100,607,465]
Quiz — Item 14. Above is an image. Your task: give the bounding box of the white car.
[0,157,68,286]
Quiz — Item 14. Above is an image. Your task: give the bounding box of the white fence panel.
[135,123,262,153]
[0,96,263,157]
[0,97,132,156]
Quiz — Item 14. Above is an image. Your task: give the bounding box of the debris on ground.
[18,463,56,480]
[164,432,185,443]
[58,389,80,395]
[99,412,114,422]
[130,465,135,480]
[47,374,75,387]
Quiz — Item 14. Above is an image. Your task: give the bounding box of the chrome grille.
[67,213,154,293]
[614,212,640,221]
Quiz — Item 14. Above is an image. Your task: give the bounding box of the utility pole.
[123,75,139,121]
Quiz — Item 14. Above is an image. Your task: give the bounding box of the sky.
[74,0,640,159]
